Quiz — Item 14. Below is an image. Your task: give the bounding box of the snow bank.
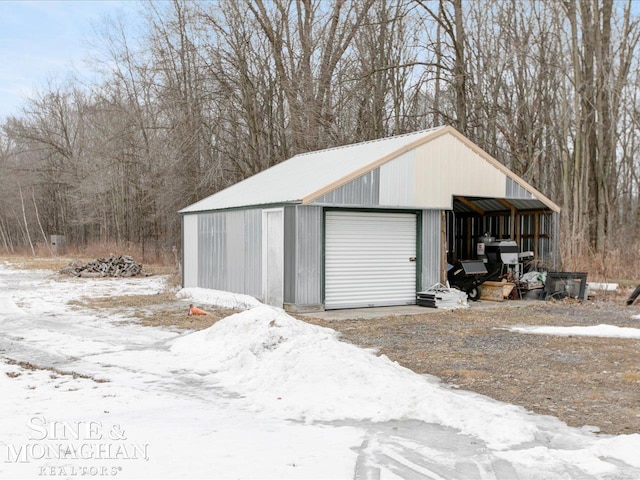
[632,313,640,320]
[0,296,24,315]
[164,286,640,464]
[177,287,262,310]
[6,265,640,476]
[510,324,640,339]
[170,304,547,449]
[592,435,640,468]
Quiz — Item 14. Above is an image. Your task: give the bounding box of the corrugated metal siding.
[538,212,559,269]
[475,198,511,212]
[244,209,262,298]
[551,212,560,269]
[507,198,547,211]
[506,177,534,199]
[183,214,199,287]
[312,170,380,206]
[284,206,296,304]
[325,211,417,309]
[414,135,507,208]
[518,212,559,270]
[295,206,323,305]
[225,210,245,293]
[421,210,442,289]
[198,212,226,290]
[519,214,534,253]
[197,209,262,298]
[379,150,415,206]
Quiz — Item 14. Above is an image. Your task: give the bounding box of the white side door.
[262,208,284,307]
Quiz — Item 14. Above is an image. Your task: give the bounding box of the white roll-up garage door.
[325,211,417,309]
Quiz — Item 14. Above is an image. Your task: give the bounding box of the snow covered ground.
[1,263,640,479]
[509,324,640,339]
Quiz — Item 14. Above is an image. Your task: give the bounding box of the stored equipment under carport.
[447,260,497,301]
[484,240,519,265]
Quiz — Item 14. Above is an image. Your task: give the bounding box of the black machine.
[627,284,640,305]
[447,260,499,301]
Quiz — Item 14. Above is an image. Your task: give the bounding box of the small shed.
[180,126,560,311]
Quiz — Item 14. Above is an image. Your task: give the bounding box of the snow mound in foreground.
[177,287,262,310]
[171,305,547,449]
[0,296,24,315]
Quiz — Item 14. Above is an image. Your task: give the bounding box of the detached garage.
[180,126,560,311]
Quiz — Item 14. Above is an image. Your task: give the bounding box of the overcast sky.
[0,0,138,119]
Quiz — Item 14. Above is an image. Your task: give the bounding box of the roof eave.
[179,200,302,215]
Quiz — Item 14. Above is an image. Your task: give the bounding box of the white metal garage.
[324,210,417,309]
[181,126,561,311]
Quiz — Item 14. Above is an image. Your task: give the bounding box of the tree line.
[0,0,639,270]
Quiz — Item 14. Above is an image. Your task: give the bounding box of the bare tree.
[1,0,640,266]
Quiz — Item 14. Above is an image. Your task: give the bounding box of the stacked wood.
[60,254,150,278]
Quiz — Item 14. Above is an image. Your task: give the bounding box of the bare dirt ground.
[67,291,237,330]
[303,294,640,436]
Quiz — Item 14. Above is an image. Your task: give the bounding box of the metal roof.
[180,127,444,213]
[180,126,560,214]
[453,197,550,214]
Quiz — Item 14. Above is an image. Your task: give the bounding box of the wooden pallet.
[480,281,515,301]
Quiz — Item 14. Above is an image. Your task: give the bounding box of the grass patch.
[0,254,178,277]
[1,255,73,271]
[69,292,238,331]
[138,307,235,330]
[622,372,640,383]
[72,292,180,309]
[5,358,108,383]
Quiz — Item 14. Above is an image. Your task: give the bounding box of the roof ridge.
[293,126,443,159]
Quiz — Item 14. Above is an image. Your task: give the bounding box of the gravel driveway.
[301,296,640,436]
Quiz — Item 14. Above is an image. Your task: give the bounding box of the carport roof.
[453,197,552,214]
[180,126,560,214]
